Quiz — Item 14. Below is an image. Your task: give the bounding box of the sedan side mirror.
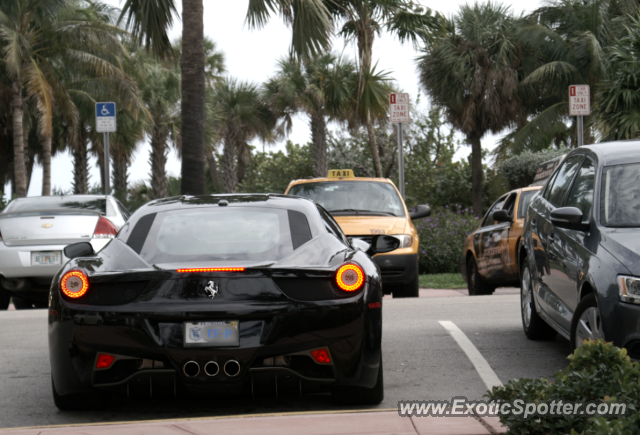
[409,205,431,220]
[369,235,401,255]
[492,210,513,223]
[64,242,95,259]
[550,207,588,231]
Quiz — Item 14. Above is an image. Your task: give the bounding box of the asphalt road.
[0,293,571,429]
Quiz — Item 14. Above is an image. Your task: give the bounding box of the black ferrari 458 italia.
[48,194,400,410]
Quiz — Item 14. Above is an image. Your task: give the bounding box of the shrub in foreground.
[487,340,640,434]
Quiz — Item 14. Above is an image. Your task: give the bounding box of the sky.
[14,0,543,200]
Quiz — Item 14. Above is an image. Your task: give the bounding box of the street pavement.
[0,289,571,430]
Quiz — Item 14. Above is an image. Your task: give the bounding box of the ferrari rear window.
[134,206,311,263]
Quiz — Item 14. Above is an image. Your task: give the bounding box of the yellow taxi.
[285,170,431,298]
[460,186,542,295]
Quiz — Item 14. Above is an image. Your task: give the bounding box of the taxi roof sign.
[328,169,355,178]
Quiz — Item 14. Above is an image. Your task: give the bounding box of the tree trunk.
[206,151,220,192]
[11,81,27,198]
[41,134,52,196]
[96,149,105,192]
[112,143,128,201]
[310,111,327,177]
[150,127,168,199]
[180,0,206,195]
[237,143,250,186]
[470,135,484,218]
[25,144,35,194]
[222,133,236,193]
[73,126,90,194]
[366,114,383,178]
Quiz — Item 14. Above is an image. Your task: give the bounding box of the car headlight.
[618,276,640,304]
[391,235,413,248]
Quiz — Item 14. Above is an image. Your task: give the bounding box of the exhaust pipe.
[183,360,200,378]
[224,360,241,377]
[204,361,220,377]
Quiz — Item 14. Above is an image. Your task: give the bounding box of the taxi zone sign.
[390,93,410,123]
[569,85,590,116]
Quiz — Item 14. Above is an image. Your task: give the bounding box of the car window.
[316,205,350,246]
[566,158,595,221]
[288,181,406,217]
[5,197,106,214]
[503,194,517,217]
[545,155,584,207]
[481,195,507,227]
[116,200,130,220]
[517,190,538,220]
[601,163,640,227]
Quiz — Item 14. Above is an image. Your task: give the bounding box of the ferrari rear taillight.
[311,349,331,364]
[93,217,118,238]
[96,354,115,369]
[335,263,365,292]
[60,270,90,299]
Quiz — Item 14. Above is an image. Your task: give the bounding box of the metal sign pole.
[104,132,110,195]
[398,122,405,199]
[577,115,584,147]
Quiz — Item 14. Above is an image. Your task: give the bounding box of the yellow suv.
[285,170,431,297]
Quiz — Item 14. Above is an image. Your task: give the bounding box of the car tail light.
[176,267,246,273]
[60,270,90,299]
[96,353,115,369]
[335,263,365,292]
[93,217,118,238]
[311,349,331,364]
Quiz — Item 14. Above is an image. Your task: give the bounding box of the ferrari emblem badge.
[204,281,219,299]
[41,223,53,228]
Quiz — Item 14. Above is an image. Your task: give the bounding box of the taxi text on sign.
[389,93,410,123]
[328,169,355,178]
[569,85,590,116]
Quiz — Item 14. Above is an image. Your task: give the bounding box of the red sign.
[389,93,410,123]
[569,85,590,116]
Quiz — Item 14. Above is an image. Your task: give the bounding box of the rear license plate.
[184,321,240,347]
[31,251,61,266]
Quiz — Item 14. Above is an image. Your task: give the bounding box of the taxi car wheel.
[467,258,494,296]
[392,274,419,298]
[331,358,384,405]
[0,289,9,310]
[520,259,557,340]
[52,377,110,411]
[570,293,604,350]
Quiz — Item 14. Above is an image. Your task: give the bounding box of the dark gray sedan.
[519,141,640,354]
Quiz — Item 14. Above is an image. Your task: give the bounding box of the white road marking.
[438,320,503,390]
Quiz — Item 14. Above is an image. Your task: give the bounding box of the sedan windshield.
[602,164,640,227]
[288,181,405,217]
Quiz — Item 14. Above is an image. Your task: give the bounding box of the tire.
[0,289,9,310]
[571,293,604,350]
[392,273,419,298]
[11,297,35,310]
[331,358,384,405]
[467,258,494,296]
[52,377,111,411]
[520,257,557,340]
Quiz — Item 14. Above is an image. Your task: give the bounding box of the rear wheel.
[521,257,557,340]
[331,358,384,405]
[0,289,9,310]
[12,297,35,310]
[52,377,110,411]
[392,273,419,298]
[467,258,494,296]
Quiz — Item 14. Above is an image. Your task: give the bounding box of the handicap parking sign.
[96,102,116,132]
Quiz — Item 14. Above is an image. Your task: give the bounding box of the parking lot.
[0,289,571,429]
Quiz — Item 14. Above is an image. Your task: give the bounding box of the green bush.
[415,206,480,274]
[487,340,640,434]
[502,148,568,190]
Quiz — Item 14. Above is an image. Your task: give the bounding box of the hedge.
[502,148,568,190]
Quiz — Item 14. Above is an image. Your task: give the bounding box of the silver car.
[0,195,130,309]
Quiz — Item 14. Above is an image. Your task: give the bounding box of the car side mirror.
[369,235,401,255]
[64,242,95,259]
[493,210,513,223]
[550,207,588,231]
[409,205,431,220]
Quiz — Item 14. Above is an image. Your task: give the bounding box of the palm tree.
[325,0,442,177]
[120,0,332,195]
[212,79,275,193]
[265,53,355,177]
[417,2,523,217]
[0,0,137,197]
